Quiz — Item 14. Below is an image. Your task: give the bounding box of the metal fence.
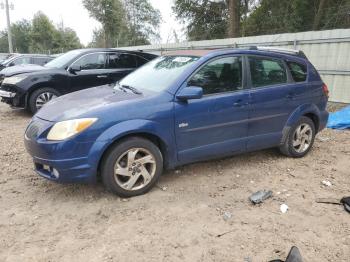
[119,29,350,103]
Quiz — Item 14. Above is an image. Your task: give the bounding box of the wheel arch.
[281,104,321,144]
[93,120,176,178]
[25,82,58,108]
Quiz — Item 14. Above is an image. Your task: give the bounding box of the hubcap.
[35,92,57,109]
[292,123,313,153]
[114,148,156,191]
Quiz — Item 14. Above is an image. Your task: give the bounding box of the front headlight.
[2,75,27,85]
[47,118,98,141]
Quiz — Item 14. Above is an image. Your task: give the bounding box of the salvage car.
[24,47,329,197]
[0,48,157,113]
[0,53,53,71]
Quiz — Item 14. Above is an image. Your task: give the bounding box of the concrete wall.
[118,29,350,103]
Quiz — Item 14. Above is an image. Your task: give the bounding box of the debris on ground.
[269,246,303,262]
[223,211,232,221]
[249,190,273,204]
[321,180,332,187]
[340,197,350,213]
[280,204,289,213]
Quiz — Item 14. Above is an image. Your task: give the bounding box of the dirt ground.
[0,102,349,262]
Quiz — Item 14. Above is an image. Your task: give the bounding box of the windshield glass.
[1,55,17,65]
[118,56,200,92]
[45,50,83,69]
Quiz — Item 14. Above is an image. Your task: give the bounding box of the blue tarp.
[327,105,350,129]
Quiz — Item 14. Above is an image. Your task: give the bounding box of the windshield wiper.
[118,84,142,95]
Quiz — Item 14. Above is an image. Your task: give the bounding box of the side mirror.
[9,62,15,67]
[176,87,203,101]
[68,64,81,74]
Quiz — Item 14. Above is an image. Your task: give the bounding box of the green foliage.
[173,0,350,40]
[83,0,127,47]
[84,0,161,47]
[123,0,161,45]
[243,0,350,36]
[173,0,228,41]
[0,12,82,54]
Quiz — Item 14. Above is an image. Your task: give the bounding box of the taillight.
[322,83,329,97]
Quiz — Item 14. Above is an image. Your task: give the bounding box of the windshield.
[45,50,83,69]
[118,55,200,92]
[1,55,17,65]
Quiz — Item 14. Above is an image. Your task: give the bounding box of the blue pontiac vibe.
[24,47,329,197]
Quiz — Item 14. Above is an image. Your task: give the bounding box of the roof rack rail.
[247,46,307,59]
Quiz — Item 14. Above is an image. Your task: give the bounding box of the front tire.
[28,88,60,114]
[101,137,163,197]
[279,116,316,158]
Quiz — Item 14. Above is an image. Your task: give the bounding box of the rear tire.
[101,137,163,197]
[279,116,316,158]
[28,87,60,114]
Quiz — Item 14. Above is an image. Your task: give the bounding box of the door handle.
[286,93,295,99]
[97,75,108,78]
[233,100,249,107]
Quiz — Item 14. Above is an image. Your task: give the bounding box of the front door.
[69,52,111,92]
[174,56,250,164]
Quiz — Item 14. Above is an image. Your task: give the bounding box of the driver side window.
[187,56,242,95]
[71,53,107,70]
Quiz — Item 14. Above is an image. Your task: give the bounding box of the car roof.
[76,48,155,56]
[163,47,307,61]
[163,49,215,57]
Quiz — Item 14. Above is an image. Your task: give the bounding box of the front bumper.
[24,117,101,184]
[0,89,16,98]
[0,85,25,107]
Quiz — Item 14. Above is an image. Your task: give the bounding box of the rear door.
[175,55,250,163]
[69,52,110,92]
[247,55,295,150]
[107,53,137,83]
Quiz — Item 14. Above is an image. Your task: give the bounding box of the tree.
[83,0,128,47]
[84,0,161,47]
[123,0,161,45]
[243,0,350,36]
[172,0,228,41]
[227,0,240,37]
[11,20,32,53]
[29,11,58,53]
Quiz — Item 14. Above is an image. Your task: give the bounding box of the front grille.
[25,121,43,140]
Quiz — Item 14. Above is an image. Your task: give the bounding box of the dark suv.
[0,48,157,113]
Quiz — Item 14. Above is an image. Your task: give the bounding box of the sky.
[0,0,184,46]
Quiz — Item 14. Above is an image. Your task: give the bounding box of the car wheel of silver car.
[279,116,316,158]
[101,137,163,197]
[28,87,60,114]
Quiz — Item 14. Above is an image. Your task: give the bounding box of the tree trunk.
[227,0,240,38]
[313,0,326,30]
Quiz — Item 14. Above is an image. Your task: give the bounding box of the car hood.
[35,85,143,122]
[0,64,49,77]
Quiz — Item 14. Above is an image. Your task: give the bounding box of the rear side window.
[287,61,307,82]
[108,53,137,69]
[136,56,149,66]
[249,57,287,88]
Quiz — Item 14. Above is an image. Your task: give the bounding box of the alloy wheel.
[114,148,156,191]
[35,92,57,110]
[292,123,313,153]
